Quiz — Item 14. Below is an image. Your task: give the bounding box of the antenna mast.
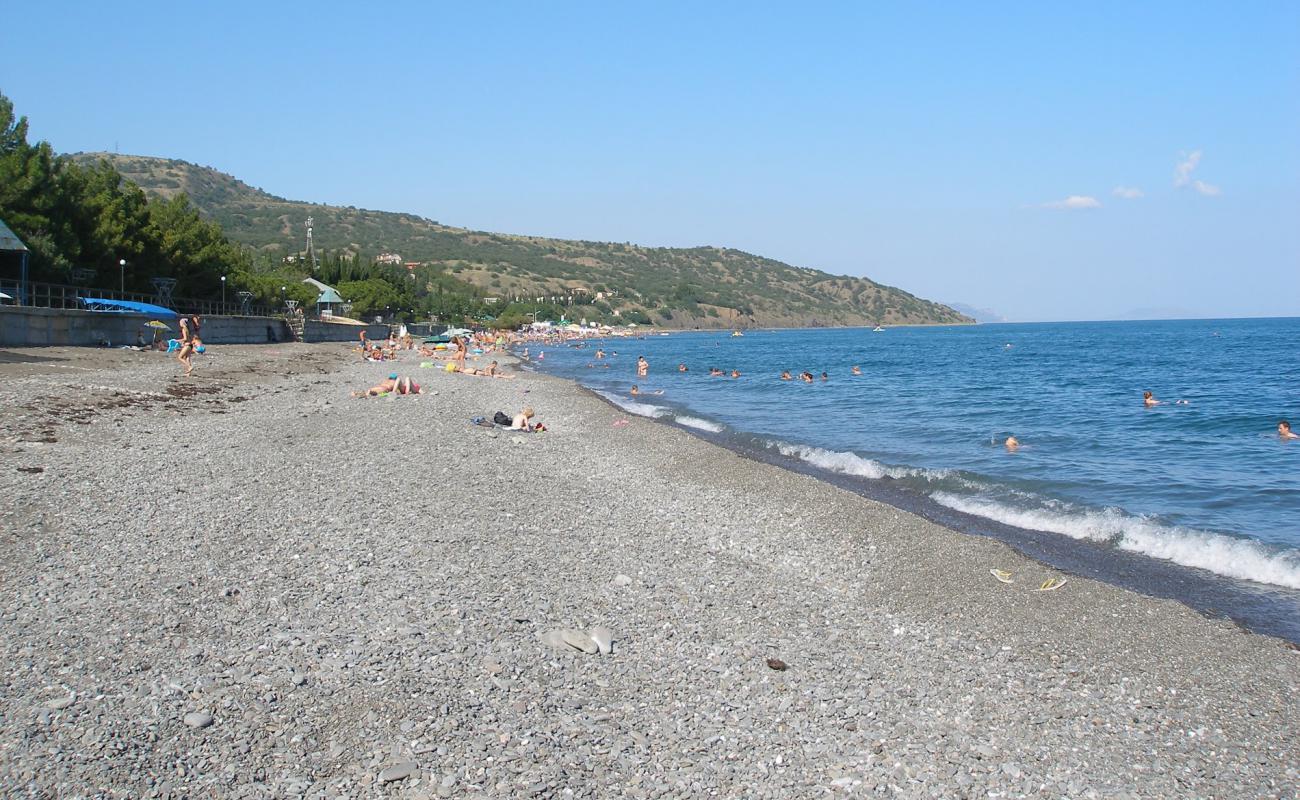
[305,216,319,272]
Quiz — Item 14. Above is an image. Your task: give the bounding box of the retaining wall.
[0,306,396,347]
[0,307,290,347]
[304,320,389,343]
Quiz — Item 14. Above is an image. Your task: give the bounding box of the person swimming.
[1280,420,1299,440]
[678,363,688,372]
[800,371,814,383]
[780,371,792,381]
[1005,436,1020,451]
[731,369,742,378]
[851,365,862,376]
[1143,390,1161,407]
[709,367,724,376]
[820,372,828,381]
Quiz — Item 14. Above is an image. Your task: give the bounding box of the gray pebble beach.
[1,343,1296,798]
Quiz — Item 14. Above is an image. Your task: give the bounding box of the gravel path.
[1,344,1296,798]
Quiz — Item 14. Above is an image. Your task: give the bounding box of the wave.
[932,492,1300,589]
[766,440,955,482]
[676,415,724,433]
[594,390,671,418]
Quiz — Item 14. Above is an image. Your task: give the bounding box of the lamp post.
[119,259,126,294]
[221,275,227,310]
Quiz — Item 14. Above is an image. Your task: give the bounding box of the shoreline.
[531,359,1300,645]
[1,343,1296,796]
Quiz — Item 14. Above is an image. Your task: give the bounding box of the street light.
[119,259,126,294]
[220,275,227,311]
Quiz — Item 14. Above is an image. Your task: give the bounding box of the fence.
[0,279,279,318]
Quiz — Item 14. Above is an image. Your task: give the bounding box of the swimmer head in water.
[1280,420,1299,440]
[1005,436,1020,451]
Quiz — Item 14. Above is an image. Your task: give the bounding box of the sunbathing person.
[353,373,420,397]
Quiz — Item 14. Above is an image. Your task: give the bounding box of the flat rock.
[538,630,578,653]
[379,761,417,783]
[561,629,600,654]
[44,693,76,710]
[588,626,614,654]
[183,711,214,729]
[612,574,633,587]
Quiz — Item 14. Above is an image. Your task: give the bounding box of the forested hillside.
[73,153,971,328]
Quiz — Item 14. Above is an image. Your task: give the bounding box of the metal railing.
[0,279,278,318]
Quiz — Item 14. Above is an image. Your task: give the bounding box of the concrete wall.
[0,306,291,347]
[303,320,389,343]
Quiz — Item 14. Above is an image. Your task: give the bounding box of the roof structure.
[0,218,29,252]
[80,297,179,317]
[303,277,345,305]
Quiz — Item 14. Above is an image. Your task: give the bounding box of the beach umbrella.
[145,320,171,330]
[0,291,11,300]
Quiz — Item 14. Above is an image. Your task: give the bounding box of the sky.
[2,1,1297,321]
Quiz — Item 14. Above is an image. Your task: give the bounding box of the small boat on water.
[731,330,744,337]
[872,325,885,332]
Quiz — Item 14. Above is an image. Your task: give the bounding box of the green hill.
[70,152,971,329]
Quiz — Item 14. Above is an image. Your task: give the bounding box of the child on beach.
[510,407,537,431]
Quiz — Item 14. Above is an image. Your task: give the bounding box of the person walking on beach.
[637,356,648,377]
[453,336,468,371]
[177,315,202,377]
[1279,420,1299,440]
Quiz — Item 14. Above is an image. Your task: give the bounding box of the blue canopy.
[80,297,179,317]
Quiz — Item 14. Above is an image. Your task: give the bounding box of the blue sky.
[3,1,1297,321]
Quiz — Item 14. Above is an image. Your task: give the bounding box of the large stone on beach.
[538,629,600,654]
[378,761,417,782]
[561,629,600,654]
[183,711,213,729]
[588,626,614,655]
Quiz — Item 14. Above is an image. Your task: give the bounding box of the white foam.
[767,440,955,482]
[676,415,724,433]
[932,492,1300,590]
[771,441,889,479]
[595,390,671,418]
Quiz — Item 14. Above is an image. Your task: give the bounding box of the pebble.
[613,574,633,587]
[44,693,76,710]
[183,712,213,729]
[379,761,417,783]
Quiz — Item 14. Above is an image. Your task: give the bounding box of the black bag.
[492,411,512,426]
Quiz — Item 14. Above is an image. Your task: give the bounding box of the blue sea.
[528,318,1300,639]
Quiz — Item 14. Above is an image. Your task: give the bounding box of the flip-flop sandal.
[990,569,1013,584]
[1036,577,1067,592]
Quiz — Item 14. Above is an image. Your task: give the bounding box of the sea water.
[530,318,1300,638]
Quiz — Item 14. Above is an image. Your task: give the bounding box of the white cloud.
[1112,186,1144,199]
[1174,150,1220,195]
[1174,150,1202,187]
[1043,195,1102,210]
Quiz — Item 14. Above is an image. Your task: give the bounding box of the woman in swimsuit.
[177,315,202,377]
